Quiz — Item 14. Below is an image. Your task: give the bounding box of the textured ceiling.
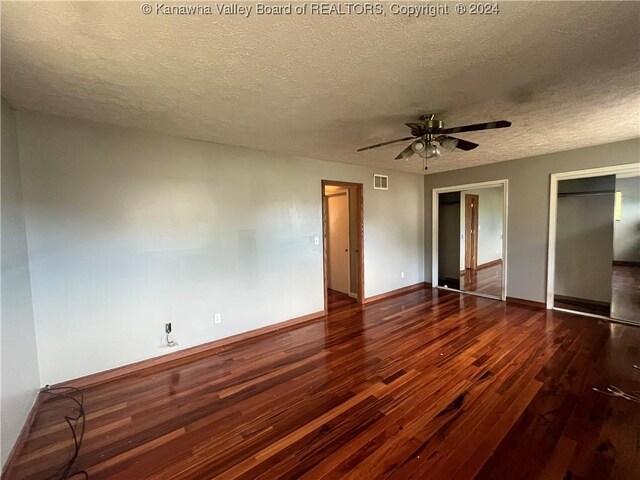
[2,1,639,174]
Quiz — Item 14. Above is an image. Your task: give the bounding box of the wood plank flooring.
[611,265,640,324]
[327,288,357,312]
[460,263,502,298]
[7,288,640,480]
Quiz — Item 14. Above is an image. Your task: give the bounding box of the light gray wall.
[460,187,504,268]
[555,175,615,303]
[555,192,614,303]
[424,138,640,302]
[15,111,424,385]
[613,176,640,262]
[1,100,40,467]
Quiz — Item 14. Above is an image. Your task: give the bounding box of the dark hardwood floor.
[611,265,640,324]
[327,288,357,312]
[7,288,640,480]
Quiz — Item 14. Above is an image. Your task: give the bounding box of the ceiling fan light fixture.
[438,136,458,152]
[425,143,441,159]
[411,140,426,153]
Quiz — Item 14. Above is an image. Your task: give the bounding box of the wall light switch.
[314,236,320,245]
[401,272,405,278]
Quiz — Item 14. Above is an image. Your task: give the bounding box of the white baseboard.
[349,292,358,299]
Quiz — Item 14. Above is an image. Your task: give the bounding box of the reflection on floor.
[554,265,640,324]
[460,262,502,297]
[327,288,357,311]
[611,265,640,324]
[10,288,640,479]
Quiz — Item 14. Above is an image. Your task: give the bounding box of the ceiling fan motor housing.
[424,119,443,131]
[419,114,443,132]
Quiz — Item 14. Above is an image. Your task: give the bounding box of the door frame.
[464,194,479,270]
[432,179,509,301]
[546,163,640,316]
[322,180,364,310]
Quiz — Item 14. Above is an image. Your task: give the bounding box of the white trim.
[373,174,389,190]
[431,188,438,292]
[502,180,509,301]
[431,178,508,194]
[432,179,509,301]
[553,307,639,327]
[546,163,640,310]
[553,307,611,321]
[436,285,503,301]
[349,293,358,299]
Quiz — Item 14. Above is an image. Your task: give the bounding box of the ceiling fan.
[357,114,511,169]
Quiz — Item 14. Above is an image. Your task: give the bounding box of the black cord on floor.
[39,386,89,480]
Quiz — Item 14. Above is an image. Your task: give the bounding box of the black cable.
[38,386,89,480]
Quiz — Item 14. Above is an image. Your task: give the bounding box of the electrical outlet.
[401,271,405,279]
[163,322,178,348]
[214,313,222,324]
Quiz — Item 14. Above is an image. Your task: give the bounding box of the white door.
[327,192,350,294]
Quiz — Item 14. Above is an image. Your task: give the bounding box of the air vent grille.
[373,174,388,190]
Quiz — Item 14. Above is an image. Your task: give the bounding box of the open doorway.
[548,163,640,325]
[433,179,508,301]
[464,194,479,270]
[322,180,364,311]
[460,187,504,298]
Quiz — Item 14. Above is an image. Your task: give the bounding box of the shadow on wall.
[554,176,615,304]
[613,175,640,263]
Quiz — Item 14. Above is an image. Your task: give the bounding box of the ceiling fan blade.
[357,136,415,152]
[395,144,415,160]
[439,135,479,151]
[404,122,425,136]
[440,120,511,135]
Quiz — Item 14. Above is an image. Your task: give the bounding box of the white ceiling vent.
[373,174,389,190]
